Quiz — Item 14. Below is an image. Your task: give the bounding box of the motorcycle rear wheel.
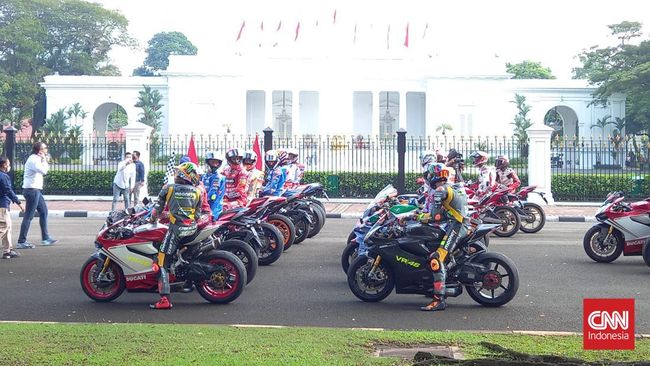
[80,257,126,302]
[218,239,258,284]
[347,256,395,302]
[583,226,624,263]
[267,214,296,251]
[465,252,519,307]
[492,206,520,237]
[258,223,284,265]
[196,250,246,304]
[519,202,546,234]
[287,212,310,244]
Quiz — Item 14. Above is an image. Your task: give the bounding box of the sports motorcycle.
[81,208,247,304]
[583,191,649,263]
[505,185,547,234]
[347,211,519,307]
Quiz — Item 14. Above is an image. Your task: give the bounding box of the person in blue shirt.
[201,151,226,219]
[261,150,286,197]
[0,156,25,259]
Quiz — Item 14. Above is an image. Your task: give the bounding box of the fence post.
[263,127,274,152]
[396,128,407,194]
[526,123,555,205]
[122,122,153,198]
[3,126,17,186]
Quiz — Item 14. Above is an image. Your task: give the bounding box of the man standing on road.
[111,152,135,211]
[17,142,58,248]
[131,151,145,207]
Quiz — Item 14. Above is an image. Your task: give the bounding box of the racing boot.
[150,295,173,310]
[420,295,447,312]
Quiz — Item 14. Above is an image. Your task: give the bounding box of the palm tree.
[590,115,611,141]
[435,123,453,136]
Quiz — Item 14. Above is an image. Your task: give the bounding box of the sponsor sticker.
[583,298,634,350]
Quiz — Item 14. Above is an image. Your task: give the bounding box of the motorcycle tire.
[347,255,395,302]
[583,225,624,263]
[465,252,519,307]
[267,214,296,251]
[225,231,261,257]
[258,223,284,265]
[642,240,650,267]
[80,256,126,302]
[308,198,327,223]
[219,239,258,284]
[346,231,355,246]
[519,202,546,234]
[492,206,521,237]
[307,205,326,238]
[289,213,310,244]
[341,241,360,274]
[196,250,246,304]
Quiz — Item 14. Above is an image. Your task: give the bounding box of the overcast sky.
[94,0,650,79]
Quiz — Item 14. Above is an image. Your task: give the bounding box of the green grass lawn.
[1,323,648,365]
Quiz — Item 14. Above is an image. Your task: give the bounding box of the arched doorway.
[544,105,579,140]
[93,102,128,138]
[91,102,128,163]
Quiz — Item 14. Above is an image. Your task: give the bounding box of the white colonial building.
[41,53,624,140]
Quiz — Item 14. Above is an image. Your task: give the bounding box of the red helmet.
[495,155,510,170]
[470,151,489,167]
[225,148,243,166]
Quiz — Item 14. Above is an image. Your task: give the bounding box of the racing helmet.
[495,155,510,170]
[243,150,258,166]
[225,148,243,166]
[470,151,489,167]
[204,151,223,173]
[176,162,201,186]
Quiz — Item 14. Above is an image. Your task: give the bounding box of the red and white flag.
[404,23,409,47]
[187,135,198,164]
[236,20,246,41]
[294,21,301,41]
[253,134,263,170]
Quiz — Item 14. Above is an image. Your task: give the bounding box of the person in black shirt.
[131,151,146,206]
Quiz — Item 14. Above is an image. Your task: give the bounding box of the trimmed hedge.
[13,170,116,195]
[552,173,650,201]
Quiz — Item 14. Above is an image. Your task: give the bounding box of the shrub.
[13,170,116,195]
[552,173,650,201]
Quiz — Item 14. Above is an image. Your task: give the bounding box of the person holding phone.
[17,142,58,248]
[112,152,136,211]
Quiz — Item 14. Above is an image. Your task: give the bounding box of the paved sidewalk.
[11,199,601,222]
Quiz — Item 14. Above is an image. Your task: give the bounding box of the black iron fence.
[551,136,650,201]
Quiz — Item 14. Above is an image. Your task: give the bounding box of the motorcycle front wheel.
[258,223,284,265]
[341,241,360,274]
[218,238,258,284]
[347,256,395,302]
[307,205,326,238]
[267,214,296,251]
[80,257,126,302]
[519,202,546,234]
[492,206,521,237]
[465,252,519,307]
[583,226,624,263]
[642,240,650,267]
[196,250,247,304]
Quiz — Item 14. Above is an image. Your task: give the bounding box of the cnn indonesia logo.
[583,298,635,350]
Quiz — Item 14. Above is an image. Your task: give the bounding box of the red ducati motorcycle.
[583,191,649,263]
[81,208,247,304]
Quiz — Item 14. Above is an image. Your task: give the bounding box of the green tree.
[135,85,164,133]
[573,21,650,134]
[435,123,453,135]
[0,0,135,130]
[107,105,128,131]
[42,108,69,135]
[511,94,533,156]
[506,60,555,79]
[133,31,197,76]
[590,115,611,140]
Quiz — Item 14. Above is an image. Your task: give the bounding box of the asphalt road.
[1,218,649,333]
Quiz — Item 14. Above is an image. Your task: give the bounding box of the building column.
[292,90,300,136]
[371,91,380,136]
[527,123,555,205]
[265,90,273,128]
[399,91,407,130]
